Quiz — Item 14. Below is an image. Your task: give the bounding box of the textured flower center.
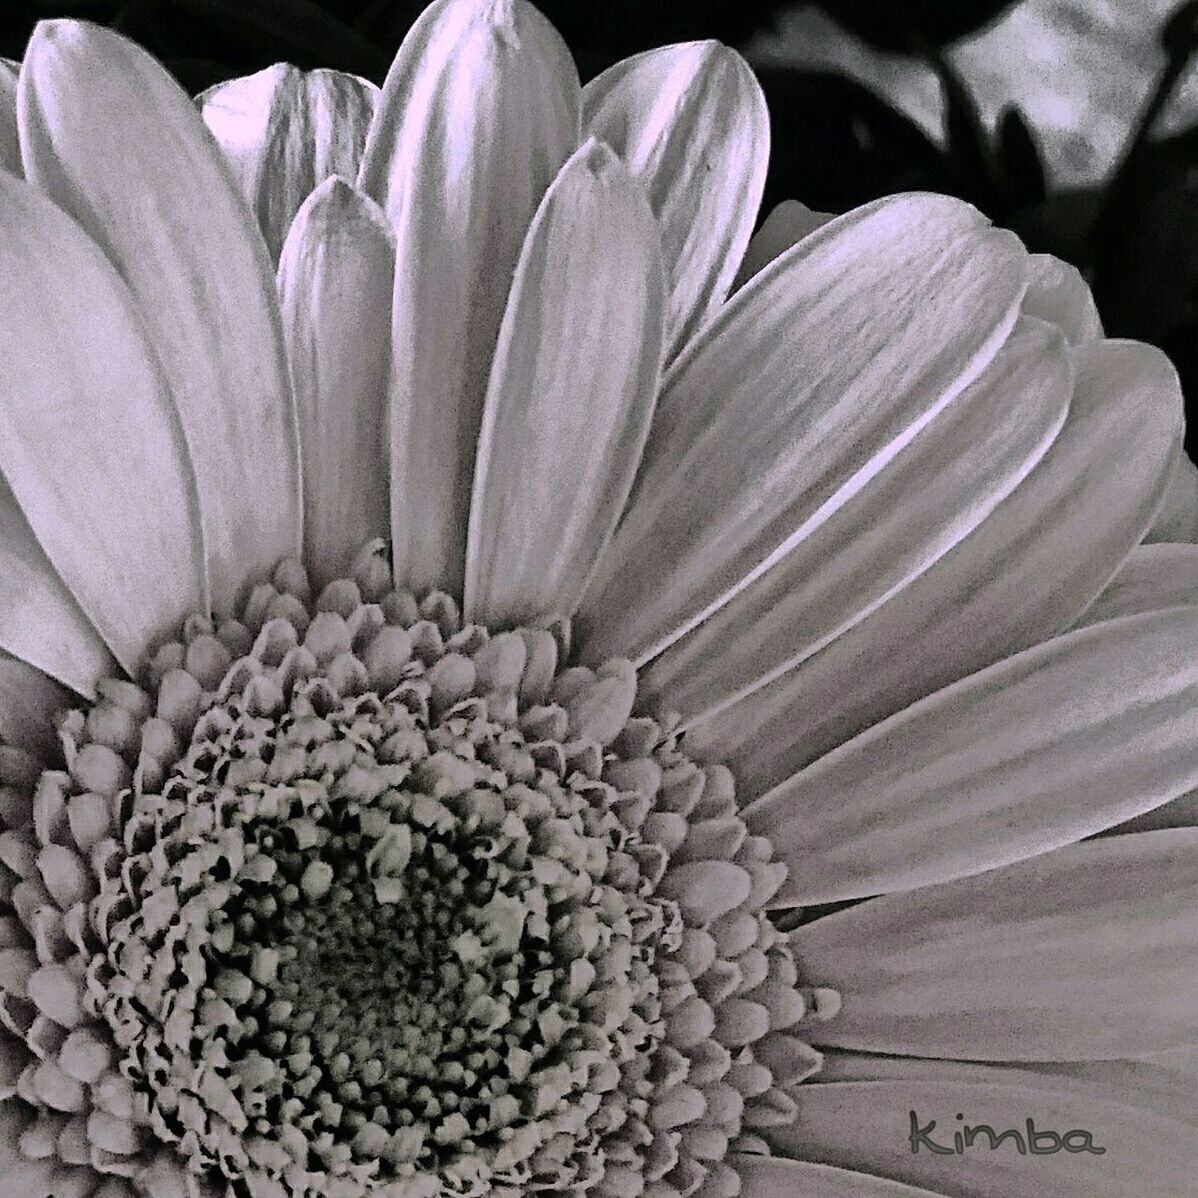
[2,544,838,1198]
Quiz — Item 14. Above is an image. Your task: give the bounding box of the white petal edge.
[688,337,1182,797]
[0,474,116,697]
[199,64,378,262]
[1021,252,1103,345]
[1074,542,1198,627]
[357,0,581,597]
[463,139,666,627]
[583,40,769,362]
[0,169,205,674]
[578,193,1028,667]
[20,19,301,617]
[1145,450,1198,543]
[732,198,836,289]
[639,315,1071,727]
[788,828,1198,1061]
[745,607,1198,905]
[277,177,394,589]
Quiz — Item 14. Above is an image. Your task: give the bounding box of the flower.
[0,2,1196,1197]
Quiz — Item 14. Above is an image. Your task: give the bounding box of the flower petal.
[0,170,205,673]
[690,338,1182,797]
[732,199,835,289]
[577,194,1027,666]
[583,41,768,362]
[463,140,665,627]
[734,1156,951,1198]
[1075,543,1198,627]
[357,0,580,596]
[20,20,301,617]
[0,475,116,697]
[277,177,394,589]
[788,828,1198,1060]
[639,316,1071,726]
[0,653,69,762]
[199,64,378,262]
[1146,450,1198,543]
[0,1103,55,1197]
[769,1077,1193,1198]
[746,608,1198,905]
[1021,253,1102,345]
[0,58,18,174]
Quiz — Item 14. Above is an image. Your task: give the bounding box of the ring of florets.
[0,541,838,1198]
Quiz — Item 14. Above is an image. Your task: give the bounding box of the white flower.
[0,2,1196,1197]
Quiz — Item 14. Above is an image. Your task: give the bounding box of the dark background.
[3,0,1198,449]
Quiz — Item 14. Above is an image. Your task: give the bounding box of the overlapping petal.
[358,0,580,596]
[1075,543,1198,626]
[0,475,116,696]
[199,64,378,261]
[788,829,1198,1060]
[1146,451,1198,543]
[19,20,301,617]
[1021,253,1103,345]
[0,58,17,174]
[464,139,665,627]
[689,338,1182,796]
[638,316,1071,725]
[0,169,204,674]
[583,40,769,361]
[732,198,835,288]
[735,1156,952,1198]
[0,654,68,763]
[277,177,394,589]
[746,608,1198,904]
[578,193,1028,667]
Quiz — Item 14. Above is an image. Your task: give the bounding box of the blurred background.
[3,0,1198,447]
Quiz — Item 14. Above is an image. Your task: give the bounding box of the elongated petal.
[788,829,1198,1060]
[277,178,394,589]
[0,58,17,174]
[464,141,665,626]
[735,1156,950,1198]
[690,339,1181,797]
[732,198,835,289]
[1146,451,1198,543]
[358,0,580,596]
[817,1049,1198,1129]
[1075,543,1198,626]
[1021,253,1102,345]
[640,317,1070,725]
[770,1077,1193,1198]
[0,475,116,697]
[0,654,69,762]
[583,41,768,361]
[747,608,1198,905]
[20,20,301,617]
[577,194,1027,665]
[200,64,378,262]
[0,171,205,673]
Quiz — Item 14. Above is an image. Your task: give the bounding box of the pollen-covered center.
[4,545,838,1198]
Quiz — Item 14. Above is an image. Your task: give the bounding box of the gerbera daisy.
[0,2,1195,1197]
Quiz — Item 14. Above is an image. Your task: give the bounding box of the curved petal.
[0,170,205,674]
[746,608,1198,905]
[0,58,18,174]
[732,198,836,289]
[0,474,116,697]
[0,1102,56,1197]
[1021,253,1102,345]
[0,653,69,762]
[1146,451,1198,544]
[358,0,580,597]
[734,1156,951,1198]
[690,338,1182,798]
[1104,787,1198,835]
[1074,543,1198,626]
[199,64,378,262]
[277,177,394,589]
[577,194,1028,666]
[583,41,769,362]
[20,20,301,617]
[788,829,1198,1061]
[639,316,1071,726]
[769,1078,1193,1198]
[464,140,665,627]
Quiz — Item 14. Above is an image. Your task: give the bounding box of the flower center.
[4,543,838,1198]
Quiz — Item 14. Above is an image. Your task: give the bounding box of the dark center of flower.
[2,543,838,1198]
